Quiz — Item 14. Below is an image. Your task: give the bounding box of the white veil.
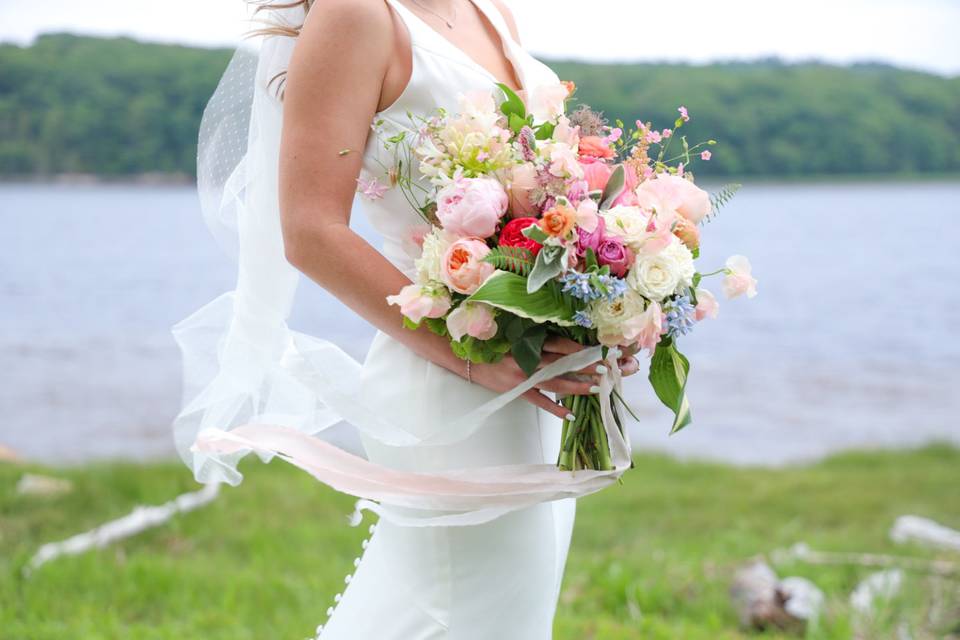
[173,2,633,527]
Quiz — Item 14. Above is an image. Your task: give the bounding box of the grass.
[1,445,958,639]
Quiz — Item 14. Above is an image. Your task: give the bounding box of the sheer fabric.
[175,0,633,529]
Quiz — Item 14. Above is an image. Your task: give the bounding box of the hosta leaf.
[649,338,693,433]
[466,270,575,326]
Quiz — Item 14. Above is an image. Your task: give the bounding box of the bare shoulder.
[487,0,522,44]
[296,0,395,57]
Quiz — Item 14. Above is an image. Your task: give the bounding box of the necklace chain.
[409,0,458,29]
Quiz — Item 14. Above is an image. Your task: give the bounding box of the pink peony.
[635,174,712,224]
[694,288,720,321]
[722,255,758,299]
[436,177,508,238]
[441,238,495,295]
[575,215,605,259]
[446,302,498,341]
[386,284,452,324]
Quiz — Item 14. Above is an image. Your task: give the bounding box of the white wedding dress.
[318,2,575,638]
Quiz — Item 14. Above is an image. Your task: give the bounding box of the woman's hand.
[468,337,641,420]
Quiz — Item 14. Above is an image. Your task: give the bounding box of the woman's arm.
[277,0,602,420]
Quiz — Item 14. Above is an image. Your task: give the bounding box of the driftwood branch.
[24,482,221,575]
[773,543,960,577]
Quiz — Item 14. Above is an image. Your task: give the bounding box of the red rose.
[498,217,542,255]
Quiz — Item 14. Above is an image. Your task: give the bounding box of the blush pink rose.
[441,238,495,294]
[436,177,508,238]
[386,284,452,324]
[694,288,720,321]
[636,174,712,223]
[446,302,498,341]
[580,159,614,193]
[722,255,758,299]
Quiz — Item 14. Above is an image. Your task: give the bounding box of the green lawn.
[2,445,958,639]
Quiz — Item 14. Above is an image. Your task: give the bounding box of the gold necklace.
[409,0,458,29]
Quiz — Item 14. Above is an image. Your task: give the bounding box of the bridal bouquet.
[366,82,757,471]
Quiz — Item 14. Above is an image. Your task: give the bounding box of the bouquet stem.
[557,394,618,472]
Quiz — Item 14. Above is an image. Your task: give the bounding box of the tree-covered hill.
[1,33,958,179]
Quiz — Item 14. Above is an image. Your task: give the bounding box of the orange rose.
[578,136,615,160]
[539,203,577,237]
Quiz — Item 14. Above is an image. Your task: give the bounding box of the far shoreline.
[1,171,959,188]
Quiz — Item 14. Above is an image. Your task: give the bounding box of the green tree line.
[1,33,958,178]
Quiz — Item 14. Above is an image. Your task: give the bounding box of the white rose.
[627,237,695,301]
[414,228,451,284]
[600,205,648,252]
[590,288,649,347]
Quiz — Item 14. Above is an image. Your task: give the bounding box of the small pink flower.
[662,129,673,139]
[678,106,690,122]
[677,163,685,177]
[722,255,758,299]
[644,130,662,144]
[356,175,389,200]
[386,284,452,324]
[437,177,508,238]
[441,238,495,294]
[446,302,498,341]
[701,150,712,161]
[694,288,719,321]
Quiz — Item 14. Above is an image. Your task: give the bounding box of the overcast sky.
[1,0,958,75]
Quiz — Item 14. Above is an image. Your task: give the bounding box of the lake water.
[2,181,959,466]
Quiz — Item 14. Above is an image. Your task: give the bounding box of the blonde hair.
[245,1,316,96]
[247,0,314,39]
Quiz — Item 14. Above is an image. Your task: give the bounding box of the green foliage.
[649,337,692,434]
[482,245,535,276]
[527,244,567,293]
[501,313,547,376]
[1,36,958,178]
[599,164,625,209]
[450,333,510,364]
[707,183,742,221]
[466,270,577,326]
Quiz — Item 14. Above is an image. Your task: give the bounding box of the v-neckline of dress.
[395,0,526,94]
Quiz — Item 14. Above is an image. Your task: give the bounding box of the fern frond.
[705,183,741,223]
[483,246,535,276]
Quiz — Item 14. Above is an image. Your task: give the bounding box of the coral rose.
[578,135,616,160]
[441,238,495,295]
[539,203,577,237]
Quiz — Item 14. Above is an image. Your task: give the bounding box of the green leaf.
[509,112,527,134]
[506,318,547,377]
[497,82,526,119]
[599,164,625,210]
[521,224,549,244]
[649,339,692,434]
[534,121,555,140]
[527,245,565,293]
[692,272,702,288]
[402,316,420,330]
[466,270,576,326]
[423,316,449,337]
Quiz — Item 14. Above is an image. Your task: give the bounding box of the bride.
[176,0,640,637]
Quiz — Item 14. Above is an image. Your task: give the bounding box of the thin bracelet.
[466,359,472,383]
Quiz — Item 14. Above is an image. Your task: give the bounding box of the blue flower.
[560,272,601,301]
[573,310,594,328]
[664,294,696,338]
